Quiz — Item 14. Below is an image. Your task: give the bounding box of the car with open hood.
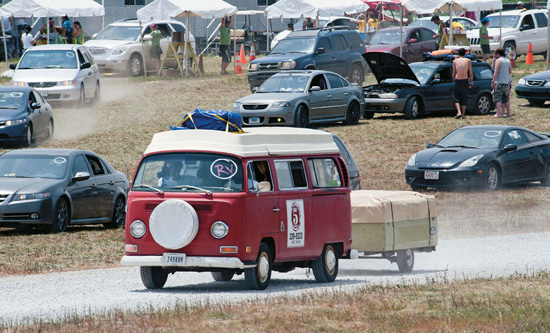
[515,70,550,107]
[362,52,494,119]
[405,125,550,190]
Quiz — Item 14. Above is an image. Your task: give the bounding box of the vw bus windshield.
[132,153,244,193]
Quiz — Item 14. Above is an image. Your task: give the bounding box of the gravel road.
[2,232,549,326]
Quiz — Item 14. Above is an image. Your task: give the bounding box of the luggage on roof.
[171,109,243,133]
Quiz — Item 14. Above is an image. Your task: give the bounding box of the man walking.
[452,48,474,119]
[219,17,231,75]
[492,48,512,118]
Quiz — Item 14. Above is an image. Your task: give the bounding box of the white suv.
[467,9,548,58]
[85,19,195,76]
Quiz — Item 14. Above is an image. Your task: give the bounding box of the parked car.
[0,149,129,232]
[10,44,100,105]
[85,19,195,77]
[248,28,367,90]
[467,9,549,58]
[234,70,364,127]
[515,70,550,106]
[409,16,478,31]
[405,125,550,190]
[0,87,53,147]
[362,52,494,119]
[332,134,361,190]
[365,27,438,64]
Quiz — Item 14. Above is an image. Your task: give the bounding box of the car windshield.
[0,91,25,109]
[257,75,309,93]
[270,38,316,54]
[437,128,503,149]
[0,155,68,179]
[18,50,77,69]
[475,15,520,29]
[409,20,437,30]
[409,63,436,85]
[367,30,405,45]
[94,25,141,41]
[133,153,244,193]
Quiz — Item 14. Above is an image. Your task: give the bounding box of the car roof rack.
[320,25,350,32]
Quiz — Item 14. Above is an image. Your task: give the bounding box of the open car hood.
[362,52,420,84]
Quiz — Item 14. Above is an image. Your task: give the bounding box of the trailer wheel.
[396,249,414,273]
[312,244,339,283]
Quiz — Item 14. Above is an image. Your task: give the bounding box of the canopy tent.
[265,0,369,19]
[137,0,238,75]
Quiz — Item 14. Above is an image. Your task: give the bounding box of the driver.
[157,160,201,187]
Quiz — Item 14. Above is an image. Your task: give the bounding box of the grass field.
[0,54,549,329]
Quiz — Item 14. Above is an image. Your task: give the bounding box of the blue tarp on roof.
[171,109,243,133]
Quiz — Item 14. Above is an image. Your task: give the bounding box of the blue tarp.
[170,109,243,133]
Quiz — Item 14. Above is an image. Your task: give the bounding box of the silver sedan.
[232,70,364,127]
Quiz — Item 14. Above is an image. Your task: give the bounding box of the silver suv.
[85,19,195,76]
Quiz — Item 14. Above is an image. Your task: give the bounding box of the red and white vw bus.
[121,127,352,290]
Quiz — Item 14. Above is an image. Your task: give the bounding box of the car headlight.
[544,81,550,87]
[379,93,399,99]
[233,102,241,109]
[458,154,483,168]
[111,46,129,56]
[249,63,259,71]
[13,192,50,201]
[517,78,526,85]
[10,81,27,87]
[280,61,296,70]
[4,119,26,126]
[211,221,229,239]
[61,80,79,86]
[130,220,146,238]
[272,101,290,107]
[407,153,416,167]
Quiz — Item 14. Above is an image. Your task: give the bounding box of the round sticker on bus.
[210,158,238,180]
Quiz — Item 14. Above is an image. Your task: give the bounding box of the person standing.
[15,17,26,55]
[367,12,378,32]
[431,15,446,49]
[302,17,316,30]
[61,15,73,44]
[452,48,474,119]
[270,23,294,49]
[21,26,36,52]
[479,17,493,63]
[73,21,84,44]
[219,17,232,75]
[149,23,162,75]
[2,16,14,57]
[492,48,512,118]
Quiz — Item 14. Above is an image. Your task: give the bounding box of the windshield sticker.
[306,39,315,45]
[66,52,75,58]
[53,157,67,164]
[211,158,238,179]
[484,130,502,138]
[10,92,23,98]
[298,76,307,82]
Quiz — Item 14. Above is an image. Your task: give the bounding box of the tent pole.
[399,5,403,58]
[185,13,189,76]
[139,20,147,77]
[499,10,502,48]
[101,0,105,29]
[449,3,453,48]
[2,16,8,70]
[47,20,50,45]
[233,14,236,73]
[547,6,549,70]
[267,18,270,52]
[363,10,367,42]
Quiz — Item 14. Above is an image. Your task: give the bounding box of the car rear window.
[326,74,343,88]
[331,35,349,52]
[473,65,493,81]
[346,32,364,50]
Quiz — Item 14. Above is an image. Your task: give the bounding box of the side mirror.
[431,78,441,85]
[9,63,16,70]
[409,38,418,43]
[520,24,531,31]
[30,102,41,110]
[92,33,98,39]
[503,144,517,152]
[81,62,91,69]
[142,34,153,42]
[309,86,321,92]
[315,47,325,54]
[427,143,434,148]
[71,171,91,182]
[252,86,258,93]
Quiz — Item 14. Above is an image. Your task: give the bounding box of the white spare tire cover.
[149,199,199,250]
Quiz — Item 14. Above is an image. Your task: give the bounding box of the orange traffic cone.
[239,44,246,66]
[526,42,534,65]
[235,51,243,74]
[249,42,256,61]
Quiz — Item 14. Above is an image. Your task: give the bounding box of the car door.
[307,74,332,120]
[517,14,537,53]
[499,129,540,181]
[157,23,175,66]
[422,65,454,111]
[325,73,348,118]
[404,29,422,63]
[313,37,337,73]
[85,154,115,219]
[533,13,548,54]
[329,34,350,76]
[67,154,95,220]
[29,91,48,138]
[76,49,94,96]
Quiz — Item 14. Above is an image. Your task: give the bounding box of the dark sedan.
[515,70,550,106]
[365,27,438,64]
[0,149,129,232]
[405,125,550,190]
[363,52,494,119]
[0,87,53,147]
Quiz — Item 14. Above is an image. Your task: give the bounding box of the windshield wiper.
[133,183,164,194]
[17,67,32,69]
[0,107,17,109]
[447,145,480,149]
[170,185,212,195]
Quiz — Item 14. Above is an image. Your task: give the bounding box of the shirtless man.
[452,48,474,119]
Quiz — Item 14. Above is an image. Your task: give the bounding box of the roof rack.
[320,25,351,32]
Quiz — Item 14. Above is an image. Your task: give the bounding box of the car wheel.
[348,64,364,85]
[294,104,309,128]
[312,244,339,283]
[410,184,425,192]
[485,162,501,190]
[47,119,54,139]
[211,270,235,282]
[244,242,272,290]
[528,99,545,107]
[140,266,168,289]
[503,41,516,59]
[21,123,32,147]
[47,197,70,233]
[128,54,143,77]
[344,101,360,125]
[104,196,125,229]
[473,93,492,115]
[404,96,421,120]
[396,249,414,273]
[92,81,100,105]
[79,85,86,105]
[363,111,374,119]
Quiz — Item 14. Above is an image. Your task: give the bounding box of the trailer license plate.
[424,171,439,180]
[249,117,260,124]
[162,253,186,266]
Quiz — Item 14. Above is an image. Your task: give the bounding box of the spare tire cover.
[149,199,199,250]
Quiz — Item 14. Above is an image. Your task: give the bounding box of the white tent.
[265,0,368,19]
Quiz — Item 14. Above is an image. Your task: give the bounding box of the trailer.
[350,190,437,273]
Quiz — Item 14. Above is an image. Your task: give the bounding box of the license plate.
[249,117,260,124]
[424,171,439,180]
[161,253,186,266]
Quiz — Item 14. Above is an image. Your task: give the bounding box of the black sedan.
[0,87,53,146]
[0,149,129,232]
[515,70,550,107]
[405,125,550,190]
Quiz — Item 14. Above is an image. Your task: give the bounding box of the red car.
[365,27,438,63]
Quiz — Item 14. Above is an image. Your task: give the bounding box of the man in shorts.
[150,23,162,75]
[452,48,474,119]
[219,17,231,75]
[479,17,493,62]
[492,48,512,117]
